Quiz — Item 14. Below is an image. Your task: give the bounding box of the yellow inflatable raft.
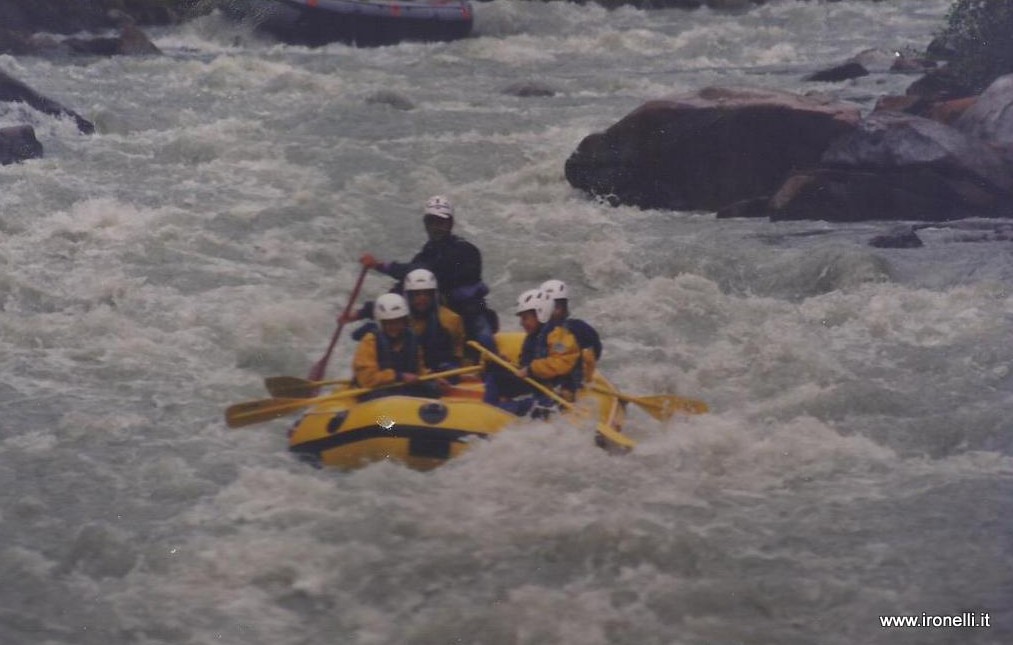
[287,332,626,470]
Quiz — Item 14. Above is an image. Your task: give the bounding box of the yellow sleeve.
[352,333,398,388]
[529,327,580,380]
[439,306,467,365]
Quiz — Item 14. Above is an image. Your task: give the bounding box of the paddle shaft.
[227,365,481,428]
[265,375,352,398]
[307,264,369,382]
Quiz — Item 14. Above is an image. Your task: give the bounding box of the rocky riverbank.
[566,1,1013,223]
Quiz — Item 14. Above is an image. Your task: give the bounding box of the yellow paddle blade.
[588,385,709,421]
[264,375,351,398]
[631,394,710,420]
[226,396,318,427]
[594,421,636,450]
[225,392,361,428]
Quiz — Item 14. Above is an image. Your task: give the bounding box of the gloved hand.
[360,253,381,269]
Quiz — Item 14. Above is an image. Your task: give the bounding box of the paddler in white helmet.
[351,293,430,400]
[403,268,466,372]
[540,279,602,382]
[483,288,582,417]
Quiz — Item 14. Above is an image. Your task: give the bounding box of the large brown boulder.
[769,111,1013,222]
[564,87,861,211]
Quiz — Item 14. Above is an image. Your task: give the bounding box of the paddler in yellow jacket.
[352,293,434,399]
[403,268,467,372]
[540,279,602,383]
[483,288,582,416]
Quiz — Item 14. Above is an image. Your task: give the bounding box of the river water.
[1,1,1010,643]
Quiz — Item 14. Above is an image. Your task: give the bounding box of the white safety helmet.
[404,268,438,292]
[514,289,552,324]
[423,195,454,220]
[540,279,569,302]
[374,293,410,321]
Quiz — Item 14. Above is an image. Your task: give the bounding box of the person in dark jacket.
[359,195,497,357]
[540,279,602,382]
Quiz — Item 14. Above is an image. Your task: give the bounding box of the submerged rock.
[869,226,924,249]
[502,81,557,98]
[365,90,415,111]
[804,61,869,83]
[0,125,43,165]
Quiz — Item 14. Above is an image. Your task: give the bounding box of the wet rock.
[852,48,902,73]
[954,74,1013,150]
[804,61,869,83]
[889,55,937,75]
[869,226,923,248]
[873,94,928,116]
[715,196,770,219]
[66,22,162,56]
[0,125,43,165]
[0,68,94,134]
[502,81,557,98]
[872,94,977,127]
[565,86,860,211]
[770,112,1013,222]
[925,34,958,61]
[905,66,977,103]
[0,27,36,55]
[926,96,978,126]
[824,111,1012,193]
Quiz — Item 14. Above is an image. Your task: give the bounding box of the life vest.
[353,323,421,388]
[520,320,583,394]
[414,307,455,370]
[562,318,600,382]
[373,327,420,376]
[564,318,602,359]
